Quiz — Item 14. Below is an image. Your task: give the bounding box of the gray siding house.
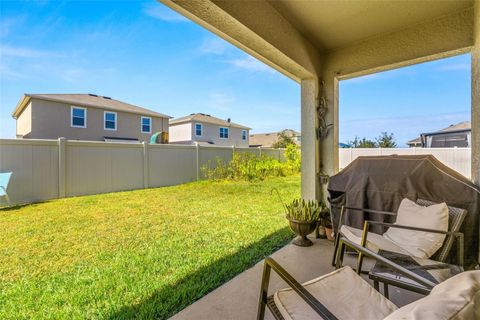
[169,113,250,147]
[12,94,171,142]
[407,121,471,148]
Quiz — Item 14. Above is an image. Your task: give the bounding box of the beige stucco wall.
[21,99,168,142]
[170,121,249,147]
[169,122,193,142]
[16,102,32,138]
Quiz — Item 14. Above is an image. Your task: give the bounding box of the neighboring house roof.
[169,113,251,130]
[12,93,171,119]
[406,137,422,146]
[249,129,300,147]
[406,121,471,145]
[428,121,471,135]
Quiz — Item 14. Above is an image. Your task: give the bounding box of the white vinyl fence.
[339,147,471,178]
[0,138,285,205]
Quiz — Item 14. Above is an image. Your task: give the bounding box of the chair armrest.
[332,205,397,217]
[339,238,437,288]
[258,257,338,320]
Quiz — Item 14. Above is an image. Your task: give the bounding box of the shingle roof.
[249,129,300,147]
[169,113,250,130]
[406,121,471,145]
[406,137,422,145]
[12,93,171,119]
[435,121,471,133]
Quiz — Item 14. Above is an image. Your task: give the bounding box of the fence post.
[143,141,149,188]
[232,145,235,159]
[258,146,262,157]
[58,137,66,198]
[453,146,458,172]
[196,143,200,181]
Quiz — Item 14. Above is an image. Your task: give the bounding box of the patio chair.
[0,172,12,206]
[332,198,467,273]
[257,240,479,320]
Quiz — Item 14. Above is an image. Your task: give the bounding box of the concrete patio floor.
[170,235,424,319]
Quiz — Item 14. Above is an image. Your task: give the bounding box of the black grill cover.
[328,154,480,267]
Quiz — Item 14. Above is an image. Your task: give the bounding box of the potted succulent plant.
[318,204,335,241]
[283,198,325,247]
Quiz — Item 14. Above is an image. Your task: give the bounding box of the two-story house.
[12,94,171,142]
[169,113,250,147]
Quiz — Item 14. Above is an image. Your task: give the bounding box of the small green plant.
[273,189,328,222]
[284,198,322,222]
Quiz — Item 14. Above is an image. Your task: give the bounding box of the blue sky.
[0,1,471,147]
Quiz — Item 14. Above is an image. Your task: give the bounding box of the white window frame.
[219,127,229,139]
[195,123,203,137]
[141,116,152,134]
[242,130,247,141]
[71,106,87,128]
[104,111,117,131]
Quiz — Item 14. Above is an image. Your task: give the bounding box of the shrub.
[201,149,300,181]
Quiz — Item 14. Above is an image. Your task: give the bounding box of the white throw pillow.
[385,270,480,320]
[383,198,448,259]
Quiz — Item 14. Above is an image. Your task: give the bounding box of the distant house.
[169,113,250,147]
[12,94,171,142]
[406,137,422,148]
[407,121,471,148]
[249,129,301,147]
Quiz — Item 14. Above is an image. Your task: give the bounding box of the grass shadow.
[0,203,39,211]
[107,227,293,319]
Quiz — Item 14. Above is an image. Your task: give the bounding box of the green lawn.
[0,175,300,319]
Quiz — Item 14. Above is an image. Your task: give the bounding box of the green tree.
[347,136,376,148]
[376,132,397,148]
[272,131,297,148]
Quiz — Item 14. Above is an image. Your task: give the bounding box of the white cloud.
[0,63,26,79]
[199,38,229,55]
[143,3,190,22]
[226,55,274,73]
[206,92,235,111]
[0,16,25,38]
[0,45,60,58]
[436,63,470,71]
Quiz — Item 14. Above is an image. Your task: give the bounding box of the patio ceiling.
[268,0,474,51]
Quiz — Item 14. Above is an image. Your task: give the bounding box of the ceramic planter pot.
[325,225,335,241]
[287,217,318,247]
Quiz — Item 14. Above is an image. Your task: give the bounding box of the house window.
[242,130,247,140]
[141,116,152,133]
[219,127,229,139]
[195,123,202,136]
[104,111,117,131]
[71,106,86,128]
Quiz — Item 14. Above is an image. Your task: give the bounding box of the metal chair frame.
[257,239,436,320]
[332,201,467,271]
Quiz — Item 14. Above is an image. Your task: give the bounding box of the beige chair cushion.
[340,225,408,255]
[383,198,448,259]
[385,270,480,320]
[273,266,397,320]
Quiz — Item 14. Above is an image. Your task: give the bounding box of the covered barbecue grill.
[328,154,480,267]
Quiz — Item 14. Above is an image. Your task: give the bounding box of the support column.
[472,0,480,185]
[301,79,319,200]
